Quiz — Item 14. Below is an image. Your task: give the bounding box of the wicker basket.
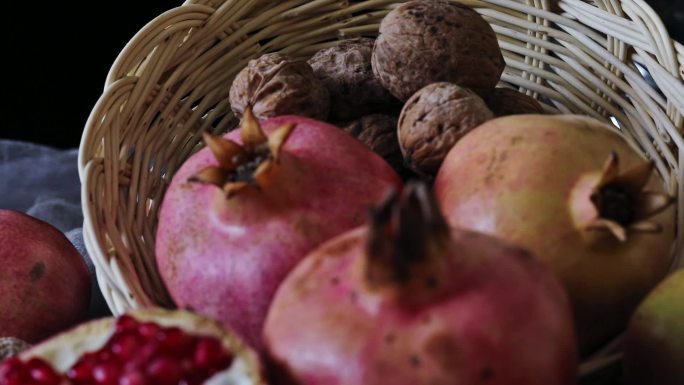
[78,0,684,379]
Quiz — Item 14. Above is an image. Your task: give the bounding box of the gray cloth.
[0,139,110,319]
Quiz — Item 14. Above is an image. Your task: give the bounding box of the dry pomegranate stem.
[364,183,453,305]
[0,315,234,385]
[587,152,673,241]
[190,106,296,198]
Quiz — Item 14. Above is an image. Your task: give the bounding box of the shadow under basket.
[78,0,684,381]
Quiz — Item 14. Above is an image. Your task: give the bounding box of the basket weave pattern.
[78,0,684,376]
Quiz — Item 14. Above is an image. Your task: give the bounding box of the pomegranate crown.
[189,107,296,198]
[586,152,673,241]
[364,182,453,303]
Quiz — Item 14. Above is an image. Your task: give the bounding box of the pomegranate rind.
[0,209,91,343]
[433,113,676,354]
[18,308,266,384]
[264,226,578,385]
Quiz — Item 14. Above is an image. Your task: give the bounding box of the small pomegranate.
[156,108,402,350]
[433,114,675,354]
[0,308,266,385]
[0,210,90,343]
[263,183,577,385]
[623,269,684,385]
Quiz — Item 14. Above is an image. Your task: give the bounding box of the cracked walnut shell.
[229,52,330,121]
[398,82,494,176]
[372,0,505,101]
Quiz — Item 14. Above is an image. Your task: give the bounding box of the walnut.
[308,38,399,121]
[229,52,330,120]
[342,114,402,168]
[372,0,505,101]
[398,82,494,176]
[0,337,30,360]
[487,88,545,116]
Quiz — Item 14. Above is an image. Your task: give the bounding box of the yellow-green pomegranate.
[434,114,675,354]
[623,269,684,385]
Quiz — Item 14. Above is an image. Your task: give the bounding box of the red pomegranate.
[156,108,402,350]
[0,210,90,343]
[433,114,675,354]
[263,183,577,385]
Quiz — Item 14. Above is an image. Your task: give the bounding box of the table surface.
[1,0,681,150]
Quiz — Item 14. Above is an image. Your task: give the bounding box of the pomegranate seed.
[0,359,30,385]
[157,327,193,356]
[118,371,145,385]
[123,342,160,372]
[147,356,183,385]
[109,332,141,362]
[27,358,62,384]
[31,368,62,384]
[97,350,114,363]
[93,362,121,385]
[193,337,232,371]
[68,353,97,381]
[137,322,161,339]
[0,358,23,377]
[115,315,138,333]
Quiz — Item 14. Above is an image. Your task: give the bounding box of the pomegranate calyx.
[587,152,673,241]
[189,106,296,198]
[364,182,452,302]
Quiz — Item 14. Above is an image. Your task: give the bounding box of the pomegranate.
[433,114,675,354]
[0,308,266,385]
[156,108,402,350]
[0,210,90,343]
[623,268,684,385]
[263,183,577,385]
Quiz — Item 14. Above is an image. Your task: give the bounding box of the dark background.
[1,1,682,149]
[1,1,181,149]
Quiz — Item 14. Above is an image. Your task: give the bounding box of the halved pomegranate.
[0,308,266,385]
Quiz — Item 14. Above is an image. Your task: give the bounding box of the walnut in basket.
[486,87,545,116]
[372,0,505,101]
[229,53,330,120]
[398,82,494,176]
[0,337,30,360]
[342,114,406,176]
[308,38,399,121]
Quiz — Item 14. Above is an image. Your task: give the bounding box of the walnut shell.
[398,82,494,175]
[372,0,505,101]
[343,114,401,164]
[487,87,545,116]
[0,337,30,360]
[342,114,417,180]
[229,53,330,120]
[308,38,398,121]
